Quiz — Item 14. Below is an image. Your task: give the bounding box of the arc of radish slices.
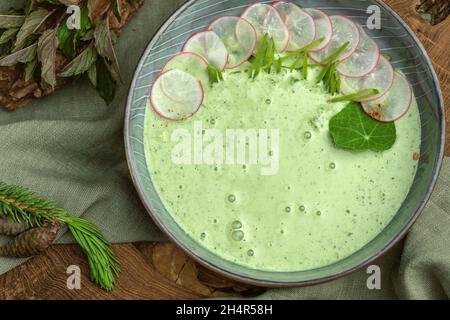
[362,72,413,122]
[183,30,229,70]
[209,16,257,69]
[309,15,360,63]
[336,26,380,78]
[162,52,210,86]
[340,55,395,102]
[272,1,316,51]
[241,3,289,52]
[150,69,204,121]
[304,8,333,52]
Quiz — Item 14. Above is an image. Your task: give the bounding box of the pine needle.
[0,181,121,291]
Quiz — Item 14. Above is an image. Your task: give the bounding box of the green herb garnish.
[329,102,397,152]
[249,33,269,78]
[320,41,349,65]
[280,37,324,63]
[329,88,379,103]
[207,64,224,83]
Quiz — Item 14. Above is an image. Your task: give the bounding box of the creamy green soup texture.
[144,66,421,271]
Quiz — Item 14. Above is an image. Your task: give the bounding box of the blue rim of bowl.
[124,0,445,287]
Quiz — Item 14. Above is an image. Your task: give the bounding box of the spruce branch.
[0,181,121,291]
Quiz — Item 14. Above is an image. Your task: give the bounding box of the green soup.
[144,66,421,271]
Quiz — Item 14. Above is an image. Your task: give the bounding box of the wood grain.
[0,0,448,300]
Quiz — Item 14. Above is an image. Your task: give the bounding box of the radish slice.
[340,56,394,101]
[337,26,380,78]
[150,70,204,121]
[241,3,289,52]
[309,15,360,63]
[304,8,332,52]
[162,52,210,86]
[183,31,229,70]
[361,72,413,122]
[209,16,257,69]
[273,2,316,51]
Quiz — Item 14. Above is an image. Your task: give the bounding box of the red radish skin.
[304,8,333,52]
[209,16,257,69]
[272,2,316,51]
[361,72,413,122]
[149,70,204,121]
[337,27,381,78]
[264,7,290,52]
[162,52,209,71]
[162,52,210,86]
[241,3,290,53]
[309,15,360,63]
[361,55,395,102]
[183,31,229,70]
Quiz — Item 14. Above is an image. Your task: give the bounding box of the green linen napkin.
[1,1,449,300]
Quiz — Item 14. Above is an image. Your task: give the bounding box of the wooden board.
[0,0,448,300]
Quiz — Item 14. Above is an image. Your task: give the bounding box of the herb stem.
[328,88,380,103]
[280,37,325,63]
[320,41,349,65]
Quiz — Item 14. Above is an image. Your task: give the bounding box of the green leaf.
[93,19,121,83]
[13,8,50,51]
[87,62,97,86]
[207,64,223,84]
[95,57,116,105]
[320,41,349,65]
[0,28,19,45]
[24,0,34,16]
[57,21,75,58]
[0,15,26,28]
[24,58,37,82]
[77,5,92,37]
[0,43,37,66]
[57,6,92,60]
[329,89,380,103]
[329,102,397,152]
[58,43,97,77]
[57,0,81,5]
[113,0,122,23]
[128,0,140,5]
[37,29,59,88]
[250,33,268,79]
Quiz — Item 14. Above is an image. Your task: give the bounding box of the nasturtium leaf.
[329,102,397,152]
[58,43,97,77]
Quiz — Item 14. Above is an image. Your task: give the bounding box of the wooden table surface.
[0,0,449,300]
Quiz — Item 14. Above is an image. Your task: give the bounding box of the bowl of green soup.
[125,0,444,286]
